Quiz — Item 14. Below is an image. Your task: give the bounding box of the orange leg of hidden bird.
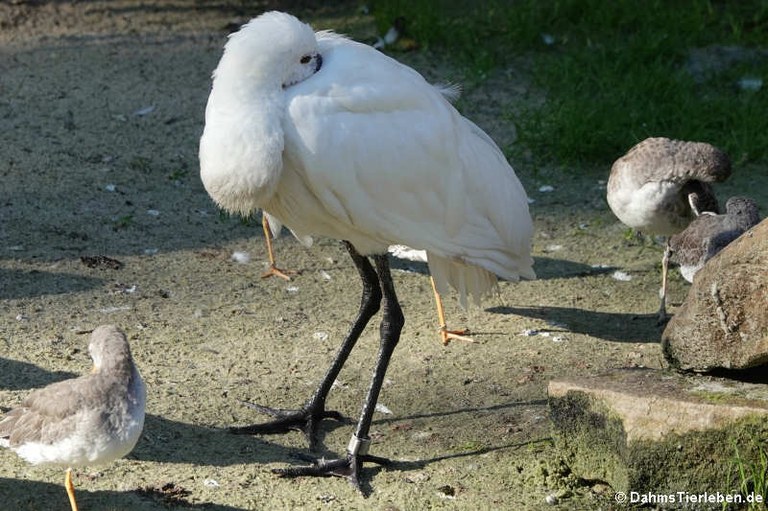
[260,215,295,281]
[430,276,473,345]
[657,242,671,325]
[65,468,79,511]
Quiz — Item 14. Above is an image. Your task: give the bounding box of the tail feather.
[428,254,497,308]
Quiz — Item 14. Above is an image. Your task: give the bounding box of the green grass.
[112,214,134,230]
[724,435,768,510]
[372,0,768,168]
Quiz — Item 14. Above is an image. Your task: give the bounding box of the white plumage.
[199,11,534,487]
[200,12,535,307]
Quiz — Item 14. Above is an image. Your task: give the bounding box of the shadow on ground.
[132,414,286,466]
[268,399,550,496]
[532,256,615,280]
[0,358,77,391]
[0,268,103,300]
[489,305,661,343]
[389,255,615,280]
[0,477,246,511]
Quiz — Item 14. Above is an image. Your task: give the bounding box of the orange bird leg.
[657,242,671,325]
[65,468,79,511]
[260,215,295,281]
[430,276,473,345]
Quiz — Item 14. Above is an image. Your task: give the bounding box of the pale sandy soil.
[1,2,766,510]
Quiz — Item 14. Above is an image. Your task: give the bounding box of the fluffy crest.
[200,11,325,216]
[214,11,321,91]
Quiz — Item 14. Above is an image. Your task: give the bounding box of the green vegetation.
[372,0,768,168]
[167,164,188,181]
[128,155,152,173]
[725,435,768,510]
[112,214,134,230]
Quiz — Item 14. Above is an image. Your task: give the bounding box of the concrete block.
[549,369,768,506]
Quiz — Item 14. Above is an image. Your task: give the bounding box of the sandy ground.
[1,2,767,510]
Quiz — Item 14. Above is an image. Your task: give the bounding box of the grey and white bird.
[669,196,761,282]
[199,11,534,489]
[0,325,146,511]
[607,137,731,322]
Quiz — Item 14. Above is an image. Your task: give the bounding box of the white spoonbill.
[258,82,472,345]
[199,11,534,489]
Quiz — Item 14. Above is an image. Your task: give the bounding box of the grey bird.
[669,196,761,282]
[0,325,146,511]
[607,137,731,322]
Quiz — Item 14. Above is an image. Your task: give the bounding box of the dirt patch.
[1,2,766,510]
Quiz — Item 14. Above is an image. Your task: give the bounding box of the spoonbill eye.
[300,55,311,64]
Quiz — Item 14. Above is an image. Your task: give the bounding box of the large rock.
[662,218,768,372]
[549,369,768,505]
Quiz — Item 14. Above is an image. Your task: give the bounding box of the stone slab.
[548,369,768,504]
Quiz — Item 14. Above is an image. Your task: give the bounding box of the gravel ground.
[1,2,766,510]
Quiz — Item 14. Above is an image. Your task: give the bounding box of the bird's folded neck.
[200,91,285,216]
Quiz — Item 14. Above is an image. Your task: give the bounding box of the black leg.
[230,241,382,450]
[351,254,404,443]
[274,253,405,491]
